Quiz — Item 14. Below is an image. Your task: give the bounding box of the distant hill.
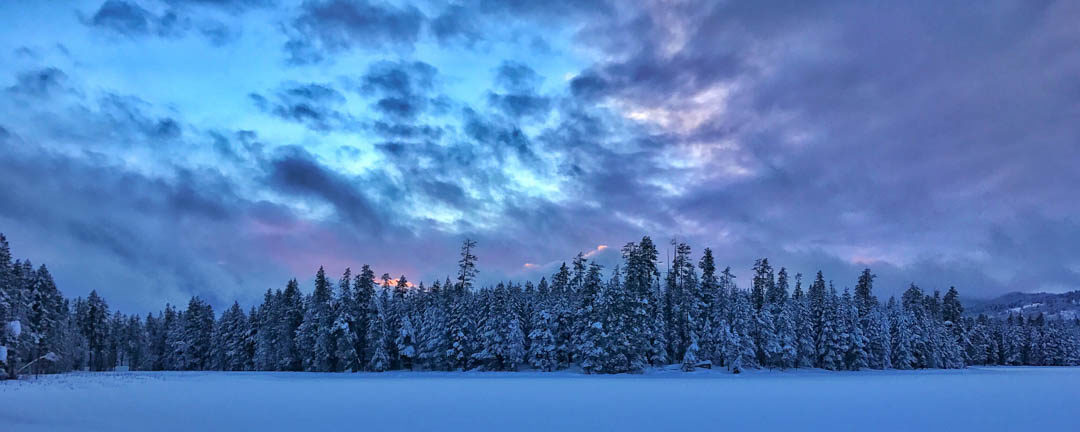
[963,291,1080,320]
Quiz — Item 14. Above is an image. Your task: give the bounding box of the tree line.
[2,234,1079,378]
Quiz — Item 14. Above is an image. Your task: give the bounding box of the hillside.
[963,291,1080,320]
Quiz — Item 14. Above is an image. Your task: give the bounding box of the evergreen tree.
[82,290,110,371]
[942,286,963,323]
[841,289,869,370]
[367,296,390,372]
[181,296,214,371]
[854,268,877,318]
[396,313,417,370]
[278,280,305,371]
[353,266,376,368]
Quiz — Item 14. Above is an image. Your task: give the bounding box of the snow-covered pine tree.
[396,313,417,370]
[854,268,877,319]
[352,266,376,369]
[333,268,358,371]
[865,306,892,369]
[83,290,110,371]
[697,249,719,361]
[841,289,869,370]
[888,298,916,369]
[730,288,758,370]
[819,285,843,370]
[808,271,828,368]
[792,275,815,368]
[577,262,606,374]
[773,300,797,369]
[253,289,278,370]
[549,262,574,368]
[446,289,474,371]
[416,280,448,370]
[367,297,390,372]
[182,296,214,371]
[277,280,305,371]
[527,307,558,371]
[27,264,65,374]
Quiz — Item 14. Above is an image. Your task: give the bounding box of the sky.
[1,0,1078,314]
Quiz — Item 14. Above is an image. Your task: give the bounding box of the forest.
[2,234,1079,379]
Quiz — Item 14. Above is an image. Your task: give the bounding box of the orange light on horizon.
[381,277,416,288]
[584,244,608,258]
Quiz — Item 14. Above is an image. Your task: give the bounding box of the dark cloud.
[494,61,542,92]
[97,93,185,141]
[462,108,538,163]
[0,144,277,312]
[263,146,388,233]
[83,0,246,45]
[486,93,550,121]
[557,0,1080,296]
[285,0,424,64]
[84,0,187,38]
[486,61,551,120]
[430,4,480,46]
[250,82,351,132]
[354,60,438,120]
[197,20,238,46]
[165,0,275,11]
[7,67,68,98]
[367,121,444,140]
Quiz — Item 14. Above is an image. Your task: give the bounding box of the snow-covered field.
[2,367,1078,431]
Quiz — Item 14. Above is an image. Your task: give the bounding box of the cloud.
[262,146,389,233]
[353,60,438,120]
[284,0,424,64]
[83,0,249,45]
[84,0,187,38]
[7,67,68,98]
[2,0,1078,314]
[430,4,480,46]
[250,82,351,132]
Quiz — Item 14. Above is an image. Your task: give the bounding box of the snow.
[2,367,1079,431]
[6,320,20,338]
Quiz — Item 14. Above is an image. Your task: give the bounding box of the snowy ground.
[2,367,1078,432]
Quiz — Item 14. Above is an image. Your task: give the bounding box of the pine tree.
[83,290,110,371]
[792,275,815,368]
[353,266,376,368]
[854,269,877,318]
[278,280,305,371]
[942,286,963,323]
[889,298,916,369]
[456,239,478,295]
[773,301,797,369]
[808,271,828,368]
[527,308,557,371]
[367,296,390,372]
[730,288,758,370]
[865,306,892,369]
[181,296,214,371]
[253,290,279,370]
[697,249,719,361]
[622,237,664,371]
[396,313,417,370]
[841,289,869,370]
[334,268,359,371]
[819,285,843,370]
[446,289,474,371]
[577,262,606,373]
[417,281,448,370]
